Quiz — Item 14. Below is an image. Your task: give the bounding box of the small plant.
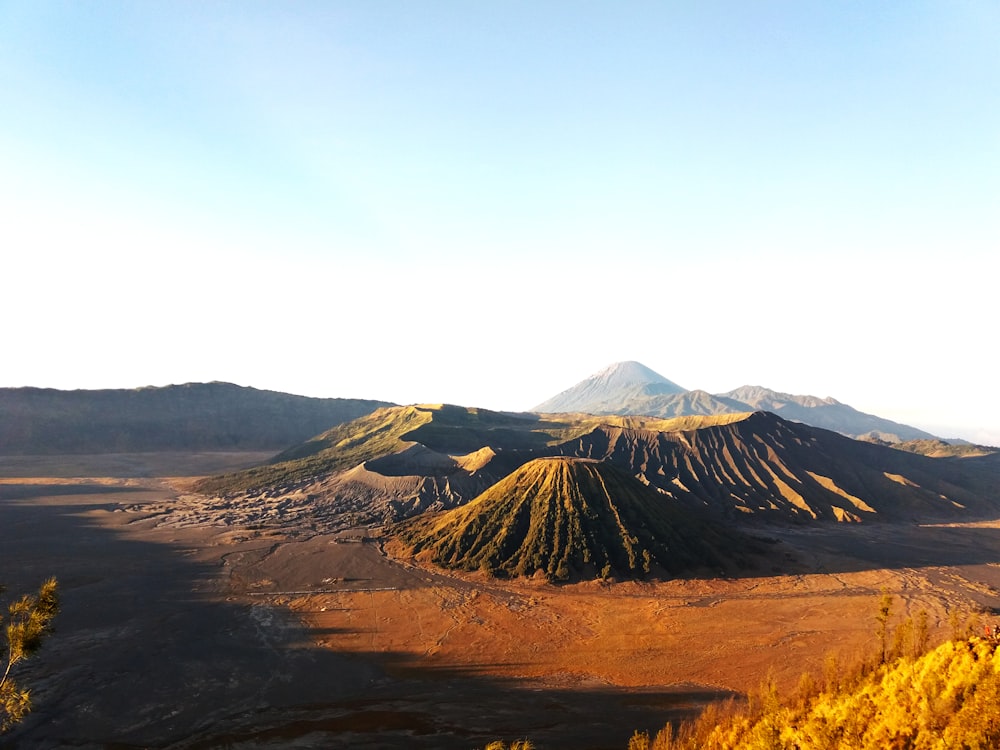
[875,588,893,664]
[1,578,59,733]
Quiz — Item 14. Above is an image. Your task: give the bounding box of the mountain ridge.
[0,382,392,454]
[533,361,936,442]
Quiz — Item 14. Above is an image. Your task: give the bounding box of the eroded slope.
[555,412,1000,522]
[398,457,756,581]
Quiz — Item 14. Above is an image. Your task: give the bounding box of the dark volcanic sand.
[4,453,1000,748]
[0,459,725,750]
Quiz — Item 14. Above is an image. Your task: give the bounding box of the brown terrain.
[4,452,1000,749]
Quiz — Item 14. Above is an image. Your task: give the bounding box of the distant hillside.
[533,361,937,442]
[716,385,935,442]
[861,436,1000,458]
[0,383,391,454]
[397,457,759,581]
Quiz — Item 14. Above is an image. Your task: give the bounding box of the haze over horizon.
[2,3,997,445]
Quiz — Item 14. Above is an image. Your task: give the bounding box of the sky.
[1,1,998,444]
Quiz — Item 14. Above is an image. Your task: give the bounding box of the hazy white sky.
[2,2,998,443]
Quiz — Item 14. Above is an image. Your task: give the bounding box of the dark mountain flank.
[551,413,1000,522]
[397,457,758,581]
[534,361,936,442]
[0,383,391,454]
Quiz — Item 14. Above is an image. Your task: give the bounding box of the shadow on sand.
[0,485,728,750]
[7,481,1000,748]
[761,520,1000,579]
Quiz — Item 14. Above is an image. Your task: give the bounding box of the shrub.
[1,578,59,733]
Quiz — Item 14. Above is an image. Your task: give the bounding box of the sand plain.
[3,453,1000,749]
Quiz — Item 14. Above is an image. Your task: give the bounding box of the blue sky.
[2,2,998,443]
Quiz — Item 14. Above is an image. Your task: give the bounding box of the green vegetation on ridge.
[196,405,435,494]
[197,403,568,495]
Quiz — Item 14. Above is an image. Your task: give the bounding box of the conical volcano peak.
[397,456,751,581]
[591,361,681,389]
[532,361,686,414]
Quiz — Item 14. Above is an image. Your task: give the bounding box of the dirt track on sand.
[4,453,1000,748]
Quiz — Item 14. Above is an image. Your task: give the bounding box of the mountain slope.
[194,404,1000,530]
[196,404,560,497]
[398,457,757,581]
[532,361,686,413]
[866,438,999,458]
[554,412,1000,522]
[533,361,936,442]
[716,385,935,441]
[0,383,391,454]
[596,389,736,418]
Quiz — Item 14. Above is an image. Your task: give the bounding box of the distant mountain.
[532,361,686,414]
[0,383,391,454]
[714,385,934,441]
[398,457,761,581]
[533,361,936,442]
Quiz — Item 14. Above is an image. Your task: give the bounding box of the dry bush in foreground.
[629,600,1000,750]
[631,637,1000,749]
[1,578,58,733]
